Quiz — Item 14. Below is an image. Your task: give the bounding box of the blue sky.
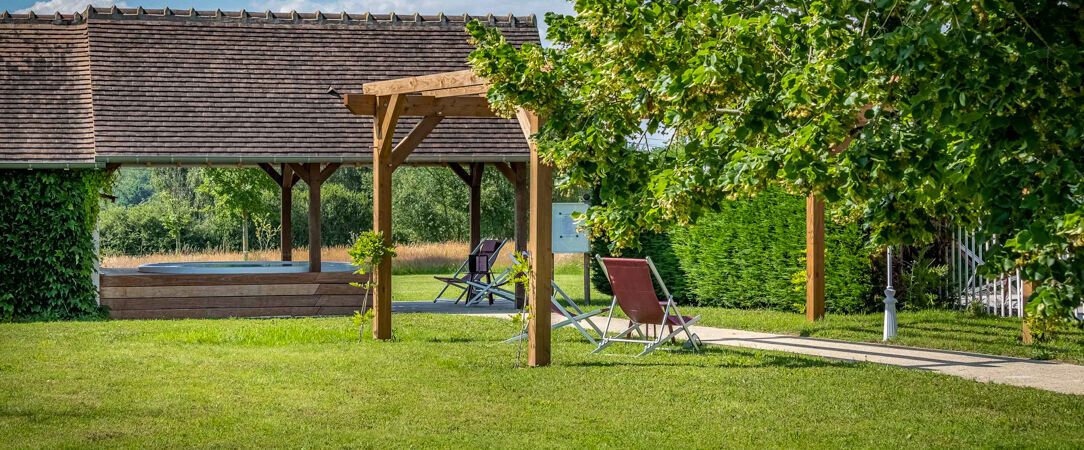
[2,0,574,22]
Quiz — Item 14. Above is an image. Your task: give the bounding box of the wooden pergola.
[343,70,552,365]
[343,69,830,367]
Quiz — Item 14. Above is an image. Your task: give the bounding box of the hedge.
[592,188,875,313]
[0,169,108,321]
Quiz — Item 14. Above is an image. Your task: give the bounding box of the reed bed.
[102,241,585,275]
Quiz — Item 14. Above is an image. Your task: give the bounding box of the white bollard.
[883,246,897,341]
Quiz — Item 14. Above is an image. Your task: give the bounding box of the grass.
[391,271,1084,364]
[683,307,1084,365]
[1,315,1082,448]
[103,242,585,275]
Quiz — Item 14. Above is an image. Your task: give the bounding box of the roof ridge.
[0,5,537,27]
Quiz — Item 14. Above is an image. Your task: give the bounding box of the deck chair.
[433,239,507,304]
[504,281,610,344]
[593,256,701,356]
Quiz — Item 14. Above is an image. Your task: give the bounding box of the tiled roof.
[0,7,539,167]
[0,23,95,166]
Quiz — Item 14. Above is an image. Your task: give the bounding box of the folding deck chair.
[593,256,701,356]
[433,239,507,304]
[503,281,610,345]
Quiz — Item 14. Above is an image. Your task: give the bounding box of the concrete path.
[398,301,1084,395]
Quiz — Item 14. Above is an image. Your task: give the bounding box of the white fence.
[950,227,1084,319]
[950,228,1026,317]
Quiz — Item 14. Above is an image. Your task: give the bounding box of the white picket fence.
[950,227,1084,319]
[950,228,1026,317]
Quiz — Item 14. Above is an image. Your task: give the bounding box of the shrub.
[0,169,108,320]
[592,188,875,313]
[672,189,874,313]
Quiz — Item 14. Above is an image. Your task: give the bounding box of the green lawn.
[1,315,1082,447]
[683,308,1084,365]
[392,273,1084,364]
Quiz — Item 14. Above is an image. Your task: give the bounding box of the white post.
[883,246,897,341]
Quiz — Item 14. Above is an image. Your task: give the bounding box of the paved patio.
[400,300,1084,395]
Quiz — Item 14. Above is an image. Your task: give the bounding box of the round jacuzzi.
[136,261,357,274]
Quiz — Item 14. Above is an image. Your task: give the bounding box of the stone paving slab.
[394,301,1084,396]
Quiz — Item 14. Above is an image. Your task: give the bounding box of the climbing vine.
[0,169,111,321]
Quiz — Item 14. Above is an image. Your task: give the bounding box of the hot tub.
[137,261,356,274]
[101,261,368,319]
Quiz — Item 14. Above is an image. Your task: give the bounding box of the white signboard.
[552,203,589,254]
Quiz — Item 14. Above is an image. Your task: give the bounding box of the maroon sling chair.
[593,256,701,356]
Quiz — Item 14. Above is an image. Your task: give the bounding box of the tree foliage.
[467,0,1084,324]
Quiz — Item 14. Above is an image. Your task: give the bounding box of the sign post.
[552,202,590,304]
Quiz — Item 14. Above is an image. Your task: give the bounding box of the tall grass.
[102,241,586,275]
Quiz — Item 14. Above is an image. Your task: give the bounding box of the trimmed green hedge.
[592,189,875,313]
[0,169,108,321]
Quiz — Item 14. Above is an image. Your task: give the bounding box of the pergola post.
[280,163,294,261]
[469,162,484,250]
[372,94,405,340]
[308,163,322,272]
[518,108,551,367]
[806,194,826,321]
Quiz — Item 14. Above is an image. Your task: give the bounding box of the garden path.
[396,301,1084,395]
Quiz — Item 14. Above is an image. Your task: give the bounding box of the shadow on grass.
[565,346,851,370]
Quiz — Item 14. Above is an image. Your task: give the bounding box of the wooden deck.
[99,269,368,319]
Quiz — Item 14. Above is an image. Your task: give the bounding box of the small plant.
[347,231,396,340]
[508,251,533,368]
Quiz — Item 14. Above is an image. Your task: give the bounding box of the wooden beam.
[491,162,516,184]
[308,163,323,273]
[469,163,484,251]
[519,108,552,367]
[258,163,283,186]
[512,162,528,309]
[104,163,122,175]
[344,94,497,118]
[419,84,488,98]
[318,163,341,184]
[280,163,293,262]
[806,194,826,321]
[289,163,311,185]
[447,163,472,185]
[390,115,444,169]
[362,69,486,96]
[372,94,405,341]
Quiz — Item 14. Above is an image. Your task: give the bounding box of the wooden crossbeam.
[258,162,283,185]
[318,163,341,184]
[363,69,486,96]
[419,84,488,98]
[390,115,444,169]
[288,163,311,185]
[344,94,496,117]
[491,162,516,184]
[447,163,471,185]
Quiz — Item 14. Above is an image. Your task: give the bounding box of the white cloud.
[15,0,127,14]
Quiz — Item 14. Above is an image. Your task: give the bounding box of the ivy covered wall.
[0,169,108,321]
[593,188,875,313]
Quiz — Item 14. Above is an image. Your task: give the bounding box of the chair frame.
[432,238,507,304]
[504,281,608,344]
[593,255,701,357]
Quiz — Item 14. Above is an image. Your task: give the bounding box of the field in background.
[102,242,586,275]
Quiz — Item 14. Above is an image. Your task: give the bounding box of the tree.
[466,0,1083,326]
[198,168,277,259]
